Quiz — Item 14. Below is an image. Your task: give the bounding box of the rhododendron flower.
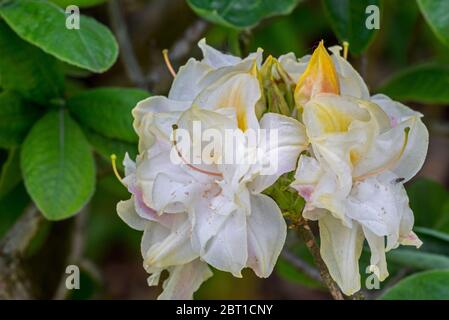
[116,38,428,299]
[289,42,428,295]
[117,40,307,299]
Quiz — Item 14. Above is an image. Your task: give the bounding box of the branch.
[0,204,42,299]
[281,249,322,283]
[295,218,345,300]
[108,0,147,89]
[53,207,88,300]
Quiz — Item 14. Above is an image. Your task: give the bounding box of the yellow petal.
[294,40,340,107]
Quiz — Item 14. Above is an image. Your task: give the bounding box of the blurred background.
[1,0,449,300]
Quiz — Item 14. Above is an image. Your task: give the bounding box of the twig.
[0,204,41,299]
[295,218,345,300]
[0,204,42,256]
[53,207,88,300]
[281,249,322,283]
[108,0,147,89]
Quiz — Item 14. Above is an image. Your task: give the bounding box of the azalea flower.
[289,42,428,295]
[117,39,308,299]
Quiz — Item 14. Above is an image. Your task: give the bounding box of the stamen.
[110,154,125,184]
[162,49,177,77]
[354,127,410,181]
[171,124,223,178]
[343,41,349,60]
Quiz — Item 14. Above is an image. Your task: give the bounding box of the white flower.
[290,42,428,295]
[117,39,308,299]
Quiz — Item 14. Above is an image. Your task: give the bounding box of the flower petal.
[158,259,213,300]
[116,198,147,231]
[319,214,364,295]
[249,113,307,193]
[371,94,429,182]
[295,41,340,107]
[246,194,286,277]
[169,58,213,101]
[201,208,248,277]
[198,38,242,68]
[142,216,197,268]
[328,46,370,99]
[363,227,389,281]
[193,73,261,131]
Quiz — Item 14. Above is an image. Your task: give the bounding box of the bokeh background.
[1,0,449,300]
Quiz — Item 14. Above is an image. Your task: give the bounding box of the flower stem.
[295,217,344,300]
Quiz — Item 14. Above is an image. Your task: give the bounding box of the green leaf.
[0,148,22,200]
[84,128,137,172]
[387,249,449,271]
[377,64,449,104]
[21,111,95,220]
[0,21,64,104]
[0,91,42,147]
[407,178,449,231]
[417,0,449,48]
[0,183,30,238]
[0,0,118,73]
[50,0,108,8]
[67,87,149,143]
[380,269,449,299]
[322,0,380,54]
[187,0,301,29]
[415,227,449,256]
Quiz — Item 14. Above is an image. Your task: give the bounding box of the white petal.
[363,227,389,281]
[328,45,370,99]
[346,172,402,242]
[247,194,287,277]
[132,96,190,151]
[158,259,213,300]
[319,215,364,295]
[371,94,428,182]
[278,52,309,82]
[201,208,248,277]
[190,190,232,255]
[116,198,147,231]
[142,216,197,268]
[193,73,261,131]
[249,113,308,194]
[169,58,212,101]
[151,172,201,213]
[198,38,242,68]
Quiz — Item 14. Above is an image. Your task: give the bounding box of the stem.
[295,218,344,300]
[281,249,321,283]
[108,0,147,89]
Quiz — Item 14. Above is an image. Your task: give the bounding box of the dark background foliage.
[0,0,448,299]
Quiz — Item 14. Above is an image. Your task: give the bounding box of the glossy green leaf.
[387,249,449,271]
[378,64,449,104]
[415,227,449,256]
[407,178,449,231]
[50,0,108,8]
[187,0,301,29]
[0,21,64,104]
[0,148,22,200]
[322,0,380,54]
[67,87,149,143]
[380,269,449,299]
[0,91,42,147]
[0,0,118,72]
[21,111,95,220]
[417,0,449,48]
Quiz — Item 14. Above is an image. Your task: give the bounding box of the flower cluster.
[116,40,428,298]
